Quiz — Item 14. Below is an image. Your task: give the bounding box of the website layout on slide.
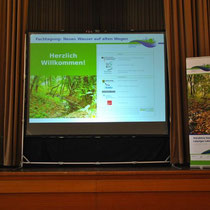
[29,33,165,123]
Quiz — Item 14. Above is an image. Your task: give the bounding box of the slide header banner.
[30,33,164,44]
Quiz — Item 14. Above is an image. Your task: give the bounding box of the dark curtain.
[5,0,208,166]
[27,0,165,32]
[0,0,29,166]
[1,0,165,166]
[164,0,210,164]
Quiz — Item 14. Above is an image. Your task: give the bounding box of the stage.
[0,166,210,209]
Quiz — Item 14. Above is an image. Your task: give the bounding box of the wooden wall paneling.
[0,193,96,210]
[97,192,210,210]
[1,170,210,209]
[1,170,210,193]
[1,192,210,210]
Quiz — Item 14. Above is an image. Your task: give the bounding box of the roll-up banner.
[186,56,210,168]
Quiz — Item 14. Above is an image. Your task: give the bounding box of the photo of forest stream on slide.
[29,75,96,119]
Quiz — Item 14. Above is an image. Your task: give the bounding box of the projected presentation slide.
[29,33,166,123]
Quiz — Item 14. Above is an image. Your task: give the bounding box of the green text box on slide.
[30,43,96,76]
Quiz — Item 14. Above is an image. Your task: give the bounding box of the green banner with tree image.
[29,43,97,119]
[30,75,96,119]
[30,43,96,76]
[186,56,210,168]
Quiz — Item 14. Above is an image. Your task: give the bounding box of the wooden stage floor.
[0,166,210,210]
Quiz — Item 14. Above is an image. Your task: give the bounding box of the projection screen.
[26,33,168,135]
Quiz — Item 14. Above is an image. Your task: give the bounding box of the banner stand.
[186,56,210,169]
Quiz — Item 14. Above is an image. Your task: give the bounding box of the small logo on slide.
[107,100,112,105]
[188,64,210,72]
[102,80,113,89]
[130,38,156,48]
[202,150,210,155]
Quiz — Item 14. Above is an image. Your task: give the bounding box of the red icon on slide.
[107,100,112,105]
